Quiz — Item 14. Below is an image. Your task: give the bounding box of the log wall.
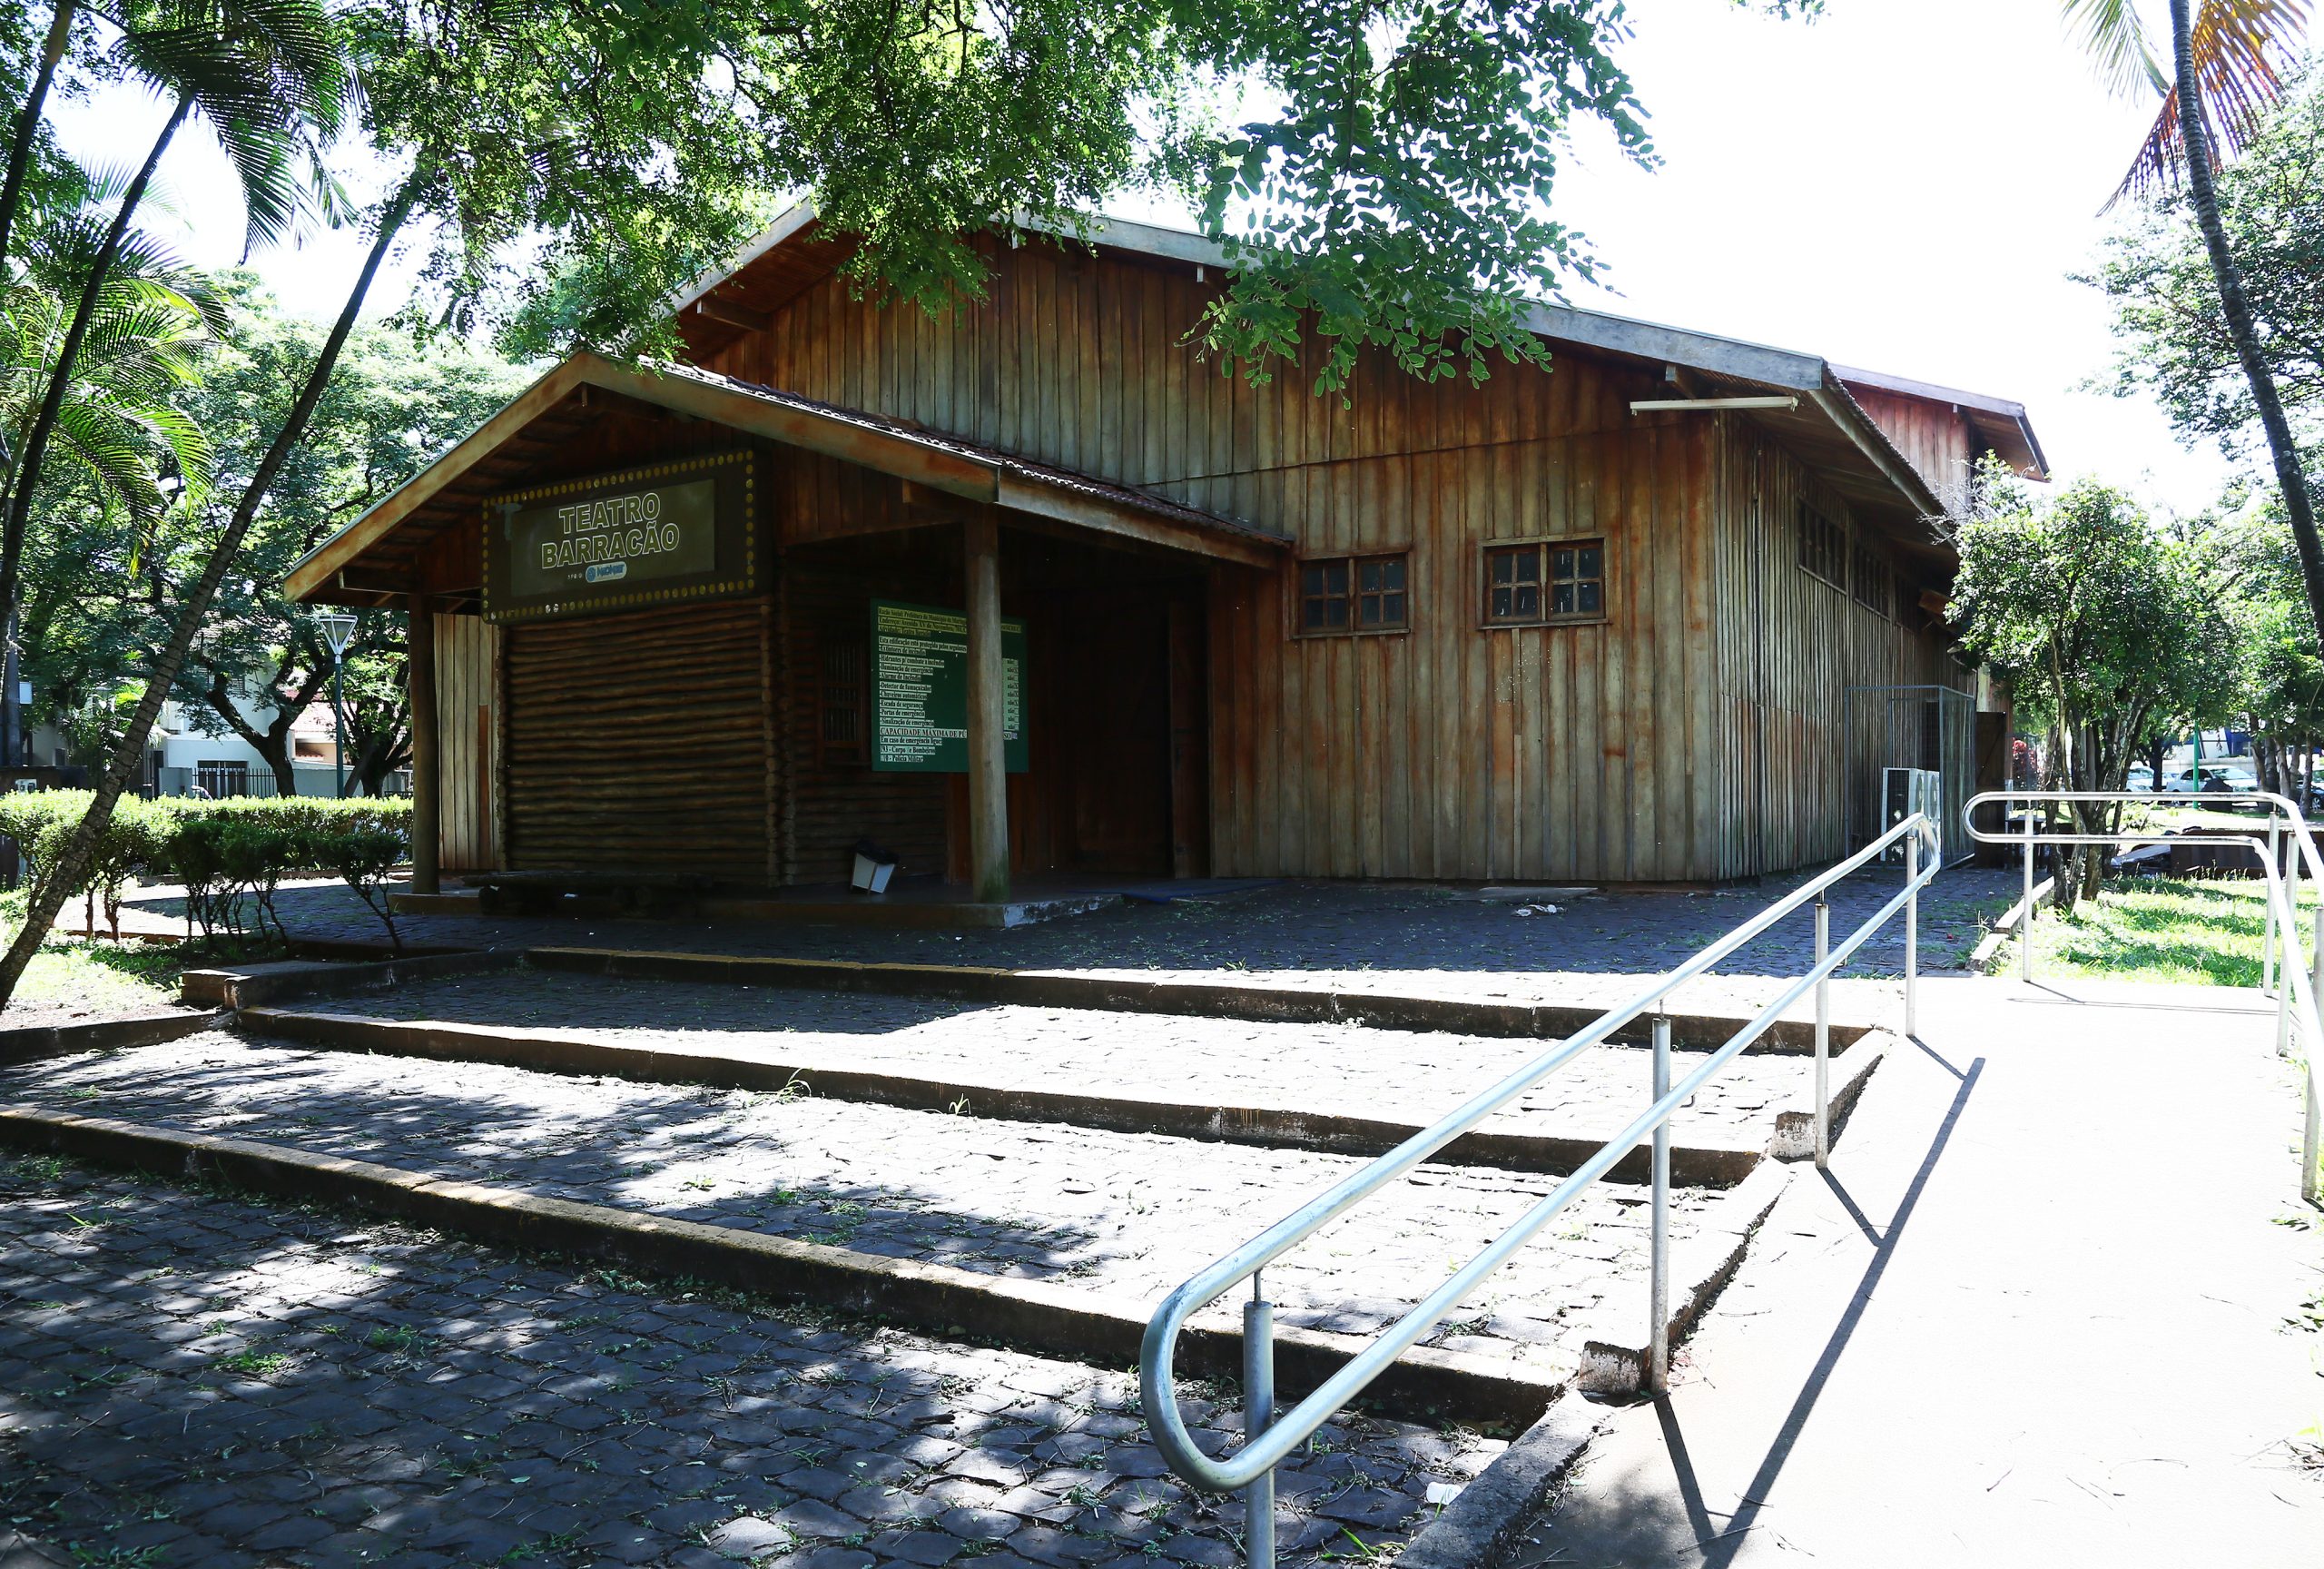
[499,601,773,876]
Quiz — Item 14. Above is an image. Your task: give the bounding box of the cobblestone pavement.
[145,867,2022,1005]
[290,972,1814,1149]
[2,1037,1711,1374]
[0,1150,1502,1568]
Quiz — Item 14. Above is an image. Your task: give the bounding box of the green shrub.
[0,791,412,947]
[307,827,407,954]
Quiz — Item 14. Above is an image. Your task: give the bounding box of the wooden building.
[286,209,2044,901]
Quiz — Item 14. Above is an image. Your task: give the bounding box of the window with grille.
[818,636,866,766]
[1797,501,1846,588]
[1299,553,1408,634]
[1852,540,1890,614]
[1486,538,1604,626]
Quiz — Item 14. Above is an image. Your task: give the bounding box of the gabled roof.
[286,351,1288,607]
[675,205,2050,518]
[1831,363,2047,481]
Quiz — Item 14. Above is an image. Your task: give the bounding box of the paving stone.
[5,1036,1719,1378]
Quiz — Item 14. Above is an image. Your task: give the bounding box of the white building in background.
[144,686,350,797]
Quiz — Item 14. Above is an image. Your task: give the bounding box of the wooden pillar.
[406,592,440,895]
[963,510,1009,903]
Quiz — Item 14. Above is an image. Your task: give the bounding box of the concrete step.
[0,1034,1770,1399]
[226,970,1887,1184]
[526,946,1885,1052]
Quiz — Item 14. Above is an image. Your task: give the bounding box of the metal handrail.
[1963,789,2324,1208]
[1139,813,1940,1566]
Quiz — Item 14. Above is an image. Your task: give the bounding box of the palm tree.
[2064,0,2324,652]
[2,193,218,521]
[0,0,346,762]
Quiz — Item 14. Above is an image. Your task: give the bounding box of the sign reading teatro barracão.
[483,449,757,622]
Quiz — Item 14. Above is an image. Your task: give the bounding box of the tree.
[0,0,347,766]
[1952,465,2237,906]
[0,0,784,1004]
[2092,68,2324,459]
[126,276,522,793]
[2063,0,2324,652]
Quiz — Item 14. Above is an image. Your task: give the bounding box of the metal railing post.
[2276,871,2295,1061]
[1814,897,1831,1169]
[1905,831,1920,1038]
[1647,1014,1671,1394]
[2021,803,2036,982]
[2304,1060,2320,1208]
[1242,1290,1275,1569]
[2267,819,2282,994]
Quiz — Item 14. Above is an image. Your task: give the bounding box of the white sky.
[44,0,2243,514]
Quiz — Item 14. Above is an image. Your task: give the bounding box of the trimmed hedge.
[0,793,412,950]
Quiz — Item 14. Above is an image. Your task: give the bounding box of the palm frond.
[2105,0,2310,207]
[2063,0,2171,98]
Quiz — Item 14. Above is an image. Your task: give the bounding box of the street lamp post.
[316,612,358,799]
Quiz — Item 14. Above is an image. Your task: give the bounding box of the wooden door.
[1059,597,1174,874]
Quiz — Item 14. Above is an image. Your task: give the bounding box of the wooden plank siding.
[1842,386,1979,514]
[693,240,1763,882]
[1709,419,1971,879]
[430,612,497,873]
[396,232,1982,887]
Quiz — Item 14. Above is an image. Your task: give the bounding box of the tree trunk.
[0,177,420,1010]
[2171,0,2324,656]
[0,96,188,690]
[0,0,75,284]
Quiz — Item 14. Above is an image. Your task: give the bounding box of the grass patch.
[2,933,184,1019]
[1995,876,2294,987]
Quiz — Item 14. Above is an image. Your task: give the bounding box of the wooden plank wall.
[1710,419,1971,879]
[430,612,497,873]
[1843,386,1978,514]
[697,241,1730,882]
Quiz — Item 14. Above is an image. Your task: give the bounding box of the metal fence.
[1841,683,1976,864]
[148,765,409,800]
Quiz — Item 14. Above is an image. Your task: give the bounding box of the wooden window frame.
[1797,500,1846,591]
[1480,535,1608,629]
[1295,550,1412,637]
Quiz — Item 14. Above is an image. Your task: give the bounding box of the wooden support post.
[406,593,440,896]
[963,511,1009,903]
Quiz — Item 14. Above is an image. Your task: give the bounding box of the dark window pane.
[1492,585,1513,618]
[1515,549,1541,582]
[1551,582,1575,616]
[1323,560,1348,594]
[1578,580,1601,614]
[1304,599,1329,630]
[1382,592,1405,624]
[1358,597,1381,627]
[1491,552,1516,586]
[1515,583,1540,617]
[1579,546,1602,578]
[1380,558,1405,591]
[1551,548,1575,580]
[1302,565,1328,597]
[1324,598,1348,628]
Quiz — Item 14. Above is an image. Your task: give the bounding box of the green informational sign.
[871,598,1029,773]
